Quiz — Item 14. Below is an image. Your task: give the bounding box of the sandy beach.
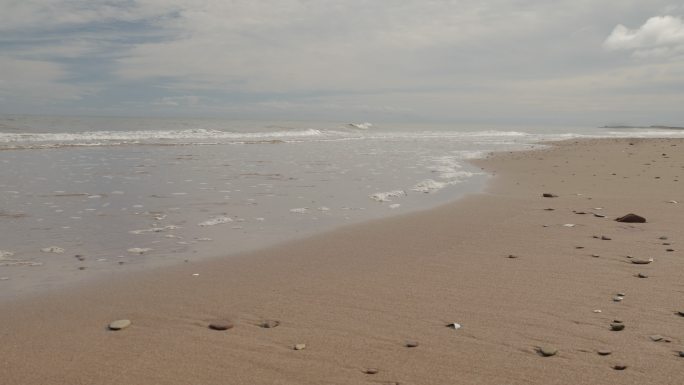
[1,138,683,385]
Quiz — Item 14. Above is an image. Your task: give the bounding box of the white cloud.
[604,15,684,58]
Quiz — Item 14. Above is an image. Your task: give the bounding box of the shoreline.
[2,138,683,384]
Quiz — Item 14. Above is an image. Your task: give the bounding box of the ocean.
[1,115,683,298]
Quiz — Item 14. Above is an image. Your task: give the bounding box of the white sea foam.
[198,216,233,226]
[289,208,309,214]
[412,179,451,193]
[370,190,406,202]
[40,246,65,254]
[127,247,152,254]
[0,250,15,259]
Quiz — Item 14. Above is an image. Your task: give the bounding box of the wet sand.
[1,138,683,385]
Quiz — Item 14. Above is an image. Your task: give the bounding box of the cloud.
[604,15,684,58]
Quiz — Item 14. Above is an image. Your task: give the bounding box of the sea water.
[1,115,683,298]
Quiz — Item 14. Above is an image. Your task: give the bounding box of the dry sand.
[1,138,683,385]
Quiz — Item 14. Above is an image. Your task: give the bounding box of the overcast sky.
[1,1,683,125]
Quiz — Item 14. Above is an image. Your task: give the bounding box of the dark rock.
[542,193,558,198]
[108,319,131,330]
[594,213,606,218]
[666,248,675,252]
[405,340,419,348]
[610,323,625,331]
[637,273,648,278]
[631,259,652,265]
[208,320,234,331]
[615,213,646,223]
[601,236,612,240]
[363,368,379,375]
[613,364,627,370]
[597,349,612,356]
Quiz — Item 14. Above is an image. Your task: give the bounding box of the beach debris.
[405,340,419,348]
[108,319,131,330]
[260,320,280,329]
[40,246,65,254]
[612,364,627,370]
[649,335,664,342]
[127,247,152,255]
[615,213,646,223]
[631,258,653,265]
[538,346,558,357]
[208,320,234,331]
[637,273,649,278]
[198,216,233,226]
[610,322,625,331]
[293,343,306,351]
[446,323,462,330]
[542,193,558,198]
[597,349,612,356]
[363,368,379,375]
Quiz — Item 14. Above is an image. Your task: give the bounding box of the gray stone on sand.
[679,351,684,358]
[260,320,280,328]
[542,193,558,198]
[610,323,625,331]
[631,259,652,265]
[613,364,627,370]
[363,368,379,374]
[601,236,612,240]
[637,273,648,278]
[208,320,234,331]
[615,213,646,223]
[405,340,419,348]
[649,335,664,342]
[538,346,558,357]
[597,349,612,356]
[108,319,131,330]
[293,343,306,350]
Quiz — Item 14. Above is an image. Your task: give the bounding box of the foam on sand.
[370,190,406,202]
[198,216,233,226]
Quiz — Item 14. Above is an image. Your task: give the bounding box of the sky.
[1,0,683,125]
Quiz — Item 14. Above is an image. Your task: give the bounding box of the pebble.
[261,320,280,328]
[610,322,625,331]
[666,248,675,252]
[649,335,664,342]
[660,236,669,240]
[613,364,627,370]
[637,273,649,278]
[405,340,419,348]
[293,343,306,350]
[446,323,462,330]
[613,296,623,302]
[677,311,684,317]
[542,193,558,198]
[631,258,653,265]
[363,368,379,375]
[597,349,612,356]
[601,236,612,240]
[617,292,626,297]
[538,346,558,357]
[108,319,131,330]
[593,309,602,313]
[208,320,234,331]
[615,213,646,223]
[679,351,684,358]
[594,213,606,218]
[508,254,519,259]
[592,254,600,258]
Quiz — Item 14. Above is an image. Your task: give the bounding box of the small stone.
[508,254,518,259]
[542,193,558,198]
[613,296,623,302]
[260,320,280,328]
[650,335,664,342]
[363,368,379,375]
[631,259,653,265]
[538,346,558,357]
[108,319,131,330]
[615,213,646,223]
[594,213,606,218]
[637,273,648,278]
[663,242,671,245]
[208,320,234,331]
[659,236,669,240]
[617,292,626,297]
[575,246,585,249]
[593,309,602,313]
[446,323,462,330]
[293,343,306,350]
[610,323,625,331]
[666,248,675,252]
[405,340,419,348]
[613,364,627,370]
[677,311,684,317]
[78,266,86,270]
[679,351,684,358]
[601,236,612,240]
[544,208,555,211]
[592,254,600,258]
[597,349,612,356]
